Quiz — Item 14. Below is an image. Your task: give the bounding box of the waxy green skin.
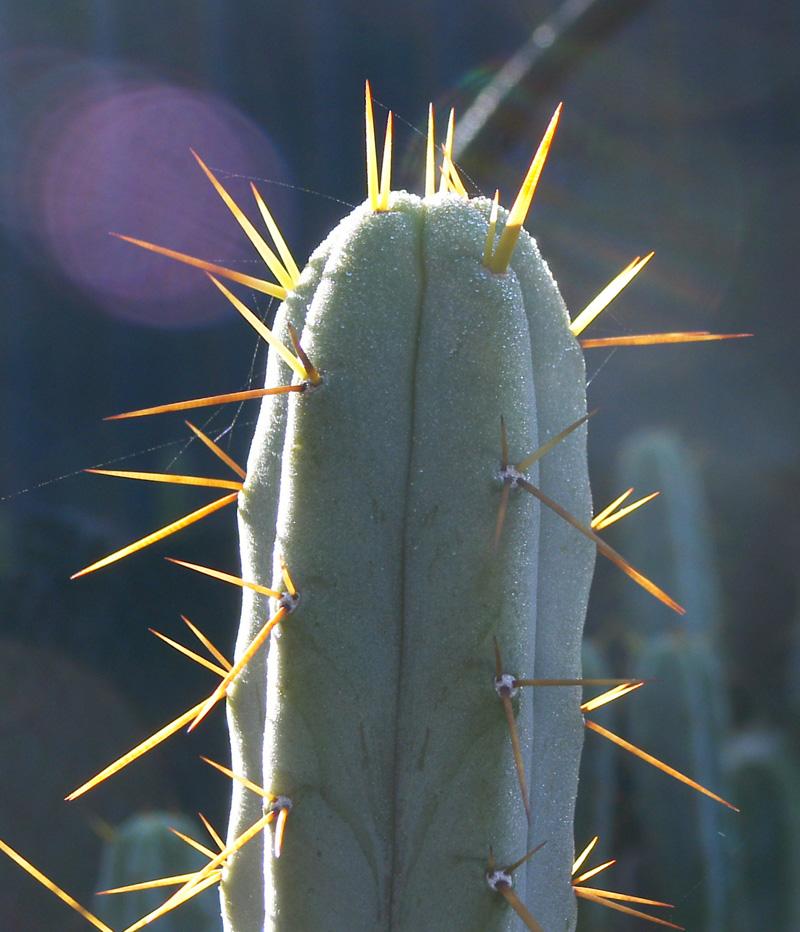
[223,192,594,931]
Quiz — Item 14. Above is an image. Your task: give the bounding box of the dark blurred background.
[1,1,798,929]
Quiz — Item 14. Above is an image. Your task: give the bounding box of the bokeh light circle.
[0,50,293,329]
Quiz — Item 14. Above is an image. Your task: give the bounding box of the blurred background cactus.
[93,812,222,930]
[1,0,797,929]
[724,729,800,932]
[616,430,733,932]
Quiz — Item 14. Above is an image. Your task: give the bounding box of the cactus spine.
[617,430,723,640]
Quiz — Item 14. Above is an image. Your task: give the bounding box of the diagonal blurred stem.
[454,0,653,161]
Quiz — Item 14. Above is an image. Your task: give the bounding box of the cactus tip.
[438,108,455,194]
[575,888,684,929]
[365,79,379,210]
[438,107,468,196]
[515,411,594,473]
[592,488,660,530]
[572,856,616,885]
[572,836,599,875]
[187,602,290,732]
[270,800,292,858]
[486,844,547,931]
[249,179,301,283]
[379,110,394,210]
[83,467,243,492]
[516,476,686,613]
[198,812,226,851]
[279,555,298,596]
[169,824,217,860]
[286,322,322,386]
[65,700,208,800]
[364,80,395,211]
[98,868,215,896]
[200,754,276,801]
[580,681,644,713]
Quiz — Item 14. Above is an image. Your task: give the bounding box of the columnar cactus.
[227,166,595,932]
[617,430,724,640]
[0,85,746,932]
[617,430,734,930]
[625,635,733,931]
[725,729,800,932]
[94,812,222,931]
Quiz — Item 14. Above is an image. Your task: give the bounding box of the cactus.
[224,110,594,930]
[617,429,723,640]
[725,729,800,932]
[617,430,734,930]
[94,812,222,931]
[0,86,747,932]
[625,634,733,930]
